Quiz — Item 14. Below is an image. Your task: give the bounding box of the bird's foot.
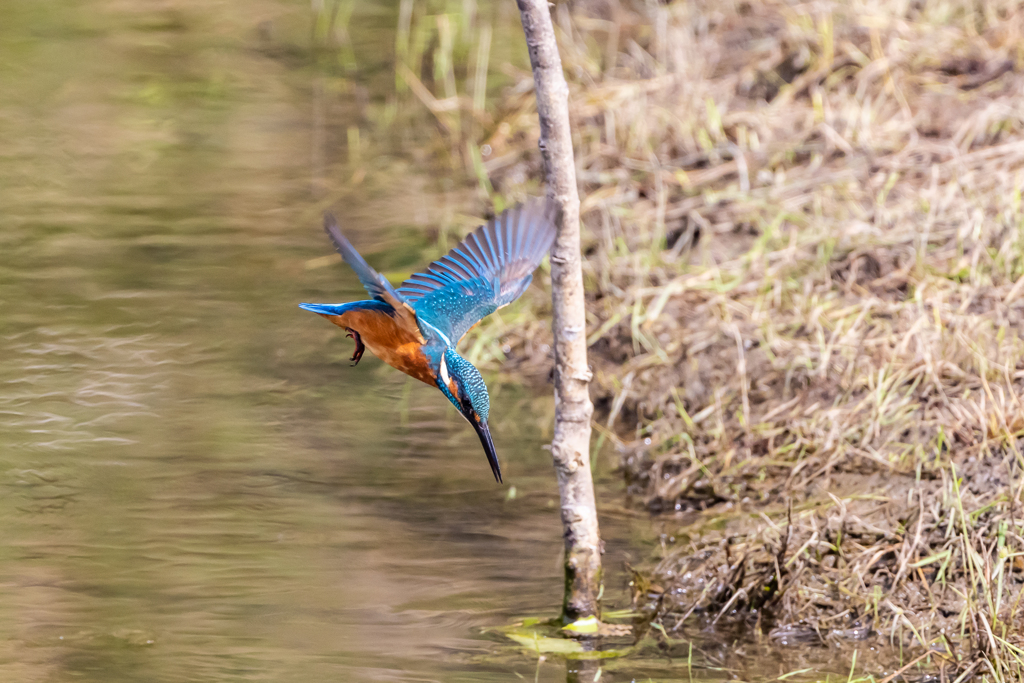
[345,328,365,366]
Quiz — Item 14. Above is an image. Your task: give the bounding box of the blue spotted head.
[436,348,500,482]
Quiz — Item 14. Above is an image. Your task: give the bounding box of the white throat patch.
[439,354,451,387]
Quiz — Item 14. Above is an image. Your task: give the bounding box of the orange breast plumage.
[317,309,436,386]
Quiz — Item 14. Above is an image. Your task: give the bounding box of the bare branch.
[516,0,602,621]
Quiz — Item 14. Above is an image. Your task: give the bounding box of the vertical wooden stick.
[516,0,602,621]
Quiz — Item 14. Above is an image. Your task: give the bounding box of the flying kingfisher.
[300,198,558,483]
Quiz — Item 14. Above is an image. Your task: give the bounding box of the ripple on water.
[0,327,189,453]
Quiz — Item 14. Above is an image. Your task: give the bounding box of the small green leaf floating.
[562,615,600,634]
[504,633,584,655]
[500,619,635,660]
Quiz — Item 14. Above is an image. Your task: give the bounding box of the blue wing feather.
[323,214,405,305]
[398,197,559,344]
[318,214,425,343]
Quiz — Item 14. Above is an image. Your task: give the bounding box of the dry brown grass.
[464,0,1024,678]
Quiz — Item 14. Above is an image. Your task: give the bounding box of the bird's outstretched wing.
[322,214,424,343]
[397,198,559,345]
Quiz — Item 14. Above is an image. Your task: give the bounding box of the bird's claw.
[345,328,365,366]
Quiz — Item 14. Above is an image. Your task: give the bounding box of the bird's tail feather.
[298,302,359,316]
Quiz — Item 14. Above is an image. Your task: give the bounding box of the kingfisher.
[300,198,558,483]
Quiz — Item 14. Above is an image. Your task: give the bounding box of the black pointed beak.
[471,417,502,483]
